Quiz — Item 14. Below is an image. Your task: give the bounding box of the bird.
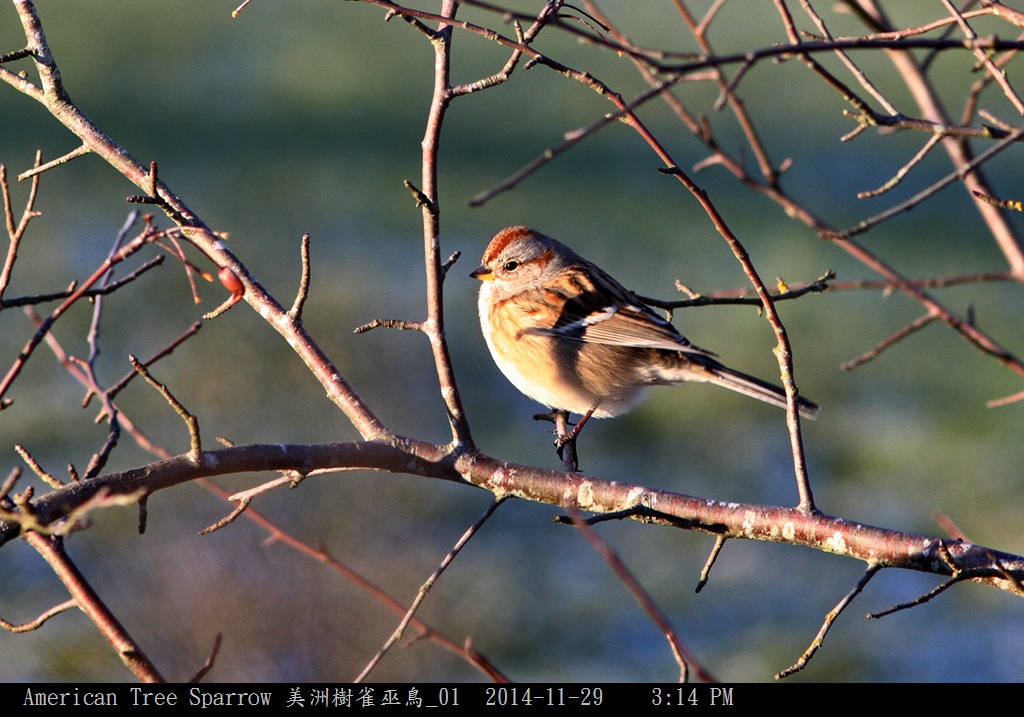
[470,226,818,429]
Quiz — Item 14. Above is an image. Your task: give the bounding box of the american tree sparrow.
[471,226,818,424]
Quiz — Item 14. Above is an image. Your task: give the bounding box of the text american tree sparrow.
[471,226,818,425]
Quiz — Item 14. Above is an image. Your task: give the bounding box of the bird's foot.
[554,430,580,472]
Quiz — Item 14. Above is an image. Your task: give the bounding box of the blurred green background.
[1,1,1023,682]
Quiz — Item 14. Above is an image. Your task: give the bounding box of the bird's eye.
[503,260,520,272]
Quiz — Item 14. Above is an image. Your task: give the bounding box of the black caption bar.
[10,684,754,712]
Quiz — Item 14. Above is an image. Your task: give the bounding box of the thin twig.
[841,312,938,371]
[776,563,883,679]
[695,535,727,593]
[189,633,222,683]
[0,151,43,302]
[0,598,76,633]
[353,496,509,682]
[869,576,966,618]
[17,143,90,180]
[639,270,835,310]
[129,355,201,460]
[288,233,311,321]
[0,229,153,402]
[857,133,944,198]
[800,0,900,115]
[14,445,62,489]
[2,256,165,310]
[353,318,425,334]
[103,321,202,409]
[987,388,1024,407]
[565,505,714,683]
[824,127,1024,240]
[941,0,1024,116]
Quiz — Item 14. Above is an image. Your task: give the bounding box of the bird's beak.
[470,266,494,281]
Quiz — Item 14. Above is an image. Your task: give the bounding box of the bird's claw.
[554,432,580,472]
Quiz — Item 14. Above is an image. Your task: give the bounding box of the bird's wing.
[537,298,718,357]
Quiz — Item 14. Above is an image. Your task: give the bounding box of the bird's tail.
[658,354,819,419]
[704,361,819,419]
